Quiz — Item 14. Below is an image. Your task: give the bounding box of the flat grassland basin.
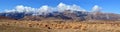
[0,20,120,32]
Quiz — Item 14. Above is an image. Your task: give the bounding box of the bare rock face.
[20,10,88,21]
[86,12,120,21]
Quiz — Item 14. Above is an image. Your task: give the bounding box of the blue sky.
[0,0,120,14]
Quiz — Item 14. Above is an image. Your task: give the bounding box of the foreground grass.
[0,25,85,32]
[0,25,50,32]
[0,20,120,32]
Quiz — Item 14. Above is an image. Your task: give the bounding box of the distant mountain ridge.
[0,10,120,21]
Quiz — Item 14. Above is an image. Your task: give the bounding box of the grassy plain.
[0,20,120,32]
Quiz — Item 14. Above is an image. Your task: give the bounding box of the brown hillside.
[0,16,15,20]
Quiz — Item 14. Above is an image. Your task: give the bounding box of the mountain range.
[0,10,120,21]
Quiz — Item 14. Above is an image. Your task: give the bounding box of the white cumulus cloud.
[4,3,102,15]
[57,3,86,12]
[92,5,102,12]
[15,5,25,12]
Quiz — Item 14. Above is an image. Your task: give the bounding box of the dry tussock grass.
[1,20,120,32]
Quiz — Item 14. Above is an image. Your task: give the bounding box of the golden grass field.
[0,19,120,32]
